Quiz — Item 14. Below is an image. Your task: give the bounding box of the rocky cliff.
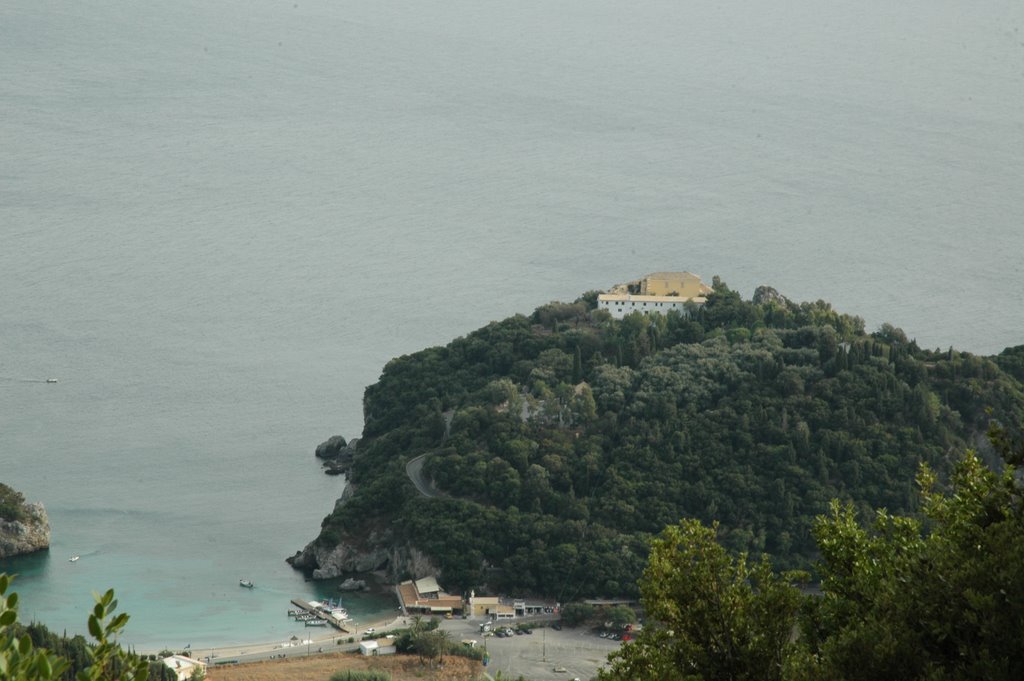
[0,501,51,559]
[287,482,437,580]
[288,527,438,580]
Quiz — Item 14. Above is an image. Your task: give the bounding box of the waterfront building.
[397,577,463,615]
[597,271,711,319]
[161,655,206,681]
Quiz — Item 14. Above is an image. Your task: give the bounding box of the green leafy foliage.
[604,605,636,629]
[800,448,1024,681]
[600,520,804,681]
[0,483,29,522]
[76,589,150,681]
[1,575,171,681]
[313,283,1024,598]
[410,629,450,665]
[601,425,1024,681]
[1,574,68,681]
[558,603,595,628]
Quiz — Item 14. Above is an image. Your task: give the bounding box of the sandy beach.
[151,615,407,663]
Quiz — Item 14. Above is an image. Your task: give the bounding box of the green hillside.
[304,280,1024,599]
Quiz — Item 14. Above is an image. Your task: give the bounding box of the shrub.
[450,643,484,660]
[329,671,392,681]
[0,483,27,522]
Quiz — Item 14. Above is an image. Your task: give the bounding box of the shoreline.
[137,575,403,660]
[142,615,407,661]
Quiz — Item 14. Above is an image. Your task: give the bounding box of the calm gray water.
[2,0,1023,649]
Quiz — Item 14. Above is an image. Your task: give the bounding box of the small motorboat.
[239,579,255,588]
[46,378,58,383]
[69,555,80,562]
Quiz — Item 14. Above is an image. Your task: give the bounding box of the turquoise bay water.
[2,0,1023,649]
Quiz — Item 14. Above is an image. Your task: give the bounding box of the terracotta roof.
[398,579,462,612]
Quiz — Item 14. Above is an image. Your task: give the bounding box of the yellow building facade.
[598,272,712,320]
[635,272,712,297]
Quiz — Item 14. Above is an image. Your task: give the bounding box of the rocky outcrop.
[752,285,790,307]
[0,502,51,559]
[332,482,357,511]
[292,532,391,577]
[288,530,438,580]
[288,532,394,579]
[339,577,367,591]
[315,435,348,459]
[288,483,439,580]
[316,436,359,476]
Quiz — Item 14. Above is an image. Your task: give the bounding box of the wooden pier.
[290,598,351,632]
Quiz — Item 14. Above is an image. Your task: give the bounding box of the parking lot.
[438,618,622,681]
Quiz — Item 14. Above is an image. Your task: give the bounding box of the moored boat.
[239,579,255,588]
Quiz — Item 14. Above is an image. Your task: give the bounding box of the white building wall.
[597,296,697,320]
[360,640,397,656]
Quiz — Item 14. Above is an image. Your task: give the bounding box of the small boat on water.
[46,378,58,383]
[305,619,328,627]
[239,579,254,588]
[69,555,80,562]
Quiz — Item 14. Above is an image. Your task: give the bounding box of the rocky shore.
[287,508,437,582]
[287,473,438,581]
[315,435,359,476]
[0,499,51,559]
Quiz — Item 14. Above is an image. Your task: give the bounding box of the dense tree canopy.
[311,281,1024,598]
[599,519,802,681]
[599,428,1024,681]
[0,483,29,523]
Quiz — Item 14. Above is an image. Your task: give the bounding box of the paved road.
[205,640,357,666]
[406,452,441,498]
[438,617,621,681]
[405,411,455,498]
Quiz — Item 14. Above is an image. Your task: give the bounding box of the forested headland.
[296,279,1024,600]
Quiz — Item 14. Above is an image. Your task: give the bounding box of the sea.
[2,0,1023,651]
